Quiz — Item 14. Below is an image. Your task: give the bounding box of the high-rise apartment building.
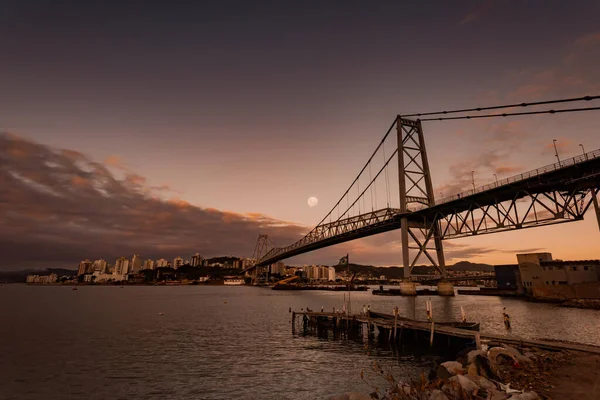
[92,259,107,273]
[130,254,142,274]
[173,256,184,270]
[191,253,203,267]
[155,258,168,268]
[77,260,92,276]
[114,257,130,275]
[143,259,154,270]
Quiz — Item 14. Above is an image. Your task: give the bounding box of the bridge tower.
[396,117,447,280]
[251,234,272,284]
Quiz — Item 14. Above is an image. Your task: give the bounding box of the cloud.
[0,133,308,270]
[541,137,574,156]
[508,31,600,100]
[435,148,524,196]
[459,0,495,25]
[574,32,600,47]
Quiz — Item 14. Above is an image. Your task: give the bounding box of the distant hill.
[325,260,494,279]
[0,268,77,283]
[449,261,494,272]
[205,256,240,265]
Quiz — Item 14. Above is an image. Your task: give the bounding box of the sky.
[1,0,600,270]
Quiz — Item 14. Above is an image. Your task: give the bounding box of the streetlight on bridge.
[493,173,498,185]
[552,139,561,166]
[579,143,587,160]
[471,170,475,192]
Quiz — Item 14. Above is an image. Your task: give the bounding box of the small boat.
[72,287,78,291]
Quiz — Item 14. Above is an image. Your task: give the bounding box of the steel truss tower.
[397,117,446,279]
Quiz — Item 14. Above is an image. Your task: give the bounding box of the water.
[1,284,600,400]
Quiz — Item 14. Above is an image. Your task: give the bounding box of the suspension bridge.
[244,97,600,285]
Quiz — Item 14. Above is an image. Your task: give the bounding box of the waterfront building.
[25,274,58,284]
[517,253,600,300]
[77,260,92,276]
[143,259,154,270]
[173,256,184,270]
[130,254,143,274]
[224,277,245,285]
[114,257,130,275]
[270,261,286,275]
[155,258,168,268]
[241,258,255,269]
[329,266,336,281]
[191,253,203,267]
[92,259,107,273]
[233,259,241,269]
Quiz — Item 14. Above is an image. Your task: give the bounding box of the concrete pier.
[437,282,455,296]
[399,281,417,295]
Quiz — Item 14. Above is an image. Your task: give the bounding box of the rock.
[468,354,494,379]
[469,374,496,391]
[449,374,479,393]
[428,389,449,400]
[437,361,464,379]
[487,389,509,400]
[488,347,519,377]
[508,392,539,400]
[467,349,487,364]
[500,344,533,365]
[328,393,373,400]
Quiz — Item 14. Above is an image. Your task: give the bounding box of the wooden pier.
[291,310,600,356]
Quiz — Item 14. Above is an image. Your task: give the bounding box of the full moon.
[307,196,318,207]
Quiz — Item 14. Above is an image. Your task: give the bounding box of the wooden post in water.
[429,321,435,347]
[393,306,398,342]
[292,312,296,335]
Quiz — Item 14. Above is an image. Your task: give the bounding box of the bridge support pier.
[399,281,417,296]
[437,282,455,296]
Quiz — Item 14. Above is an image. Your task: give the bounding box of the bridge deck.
[250,149,600,268]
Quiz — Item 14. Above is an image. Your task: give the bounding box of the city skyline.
[2,1,600,270]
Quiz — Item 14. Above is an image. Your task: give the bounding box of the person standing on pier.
[503,307,511,329]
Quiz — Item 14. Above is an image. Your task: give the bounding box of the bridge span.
[246,114,600,280]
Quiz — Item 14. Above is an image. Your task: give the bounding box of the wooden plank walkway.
[293,311,600,355]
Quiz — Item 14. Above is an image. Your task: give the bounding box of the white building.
[114,257,130,275]
[92,259,107,273]
[329,266,336,281]
[78,260,92,276]
[191,253,203,267]
[242,258,255,269]
[173,256,184,270]
[130,254,143,274]
[26,274,58,284]
[155,258,168,268]
[271,261,286,275]
[143,259,154,270]
[233,259,242,269]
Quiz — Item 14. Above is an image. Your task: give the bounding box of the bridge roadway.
[250,149,600,269]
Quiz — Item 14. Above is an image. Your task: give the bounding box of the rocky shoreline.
[330,341,600,400]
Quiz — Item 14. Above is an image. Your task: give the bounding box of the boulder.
[469,374,496,391]
[328,393,373,400]
[508,392,539,400]
[428,389,449,400]
[449,374,479,393]
[467,349,487,365]
[436,361,464,379]
[488,347,519,376]
[487,390,510,400]
[500,344,533,366]
[468,354,494,379]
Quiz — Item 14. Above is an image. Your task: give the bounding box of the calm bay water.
[1,284,600,399]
